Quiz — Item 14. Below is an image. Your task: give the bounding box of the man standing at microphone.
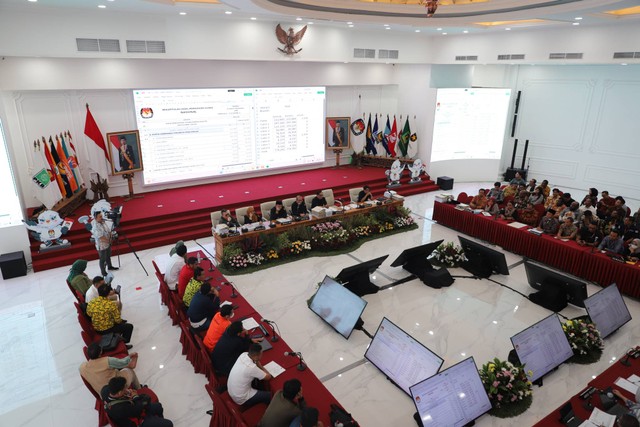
[92,211,118,276]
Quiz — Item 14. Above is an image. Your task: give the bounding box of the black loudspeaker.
[504,168,528,181]
[0,251,27,280]
[437,176,454,191]
[529,281,567,312]
[419,268,454,289]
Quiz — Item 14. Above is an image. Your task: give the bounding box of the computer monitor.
[335,254,389,297]
[365,317,443,395]
[510,313,574,382]
[390,240,444,268]
[583,284,632,339]
[524,260,588,308]
[410,357,491,427]
[457,235,509,278]
[308,275,368,339]
[390,240,454,288]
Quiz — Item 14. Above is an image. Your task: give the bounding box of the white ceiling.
[2,0,639,33]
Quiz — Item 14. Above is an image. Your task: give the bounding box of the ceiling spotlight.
[385,27,391,30]
[296,17,302,21]
[505,27,511,30]
[224,11,232,15]
[28,0,37,2]
[348,24,354,28]
[415,29,421,32]
[574,16,583,20]
[347,21,353,25]
[179,12,187,15]
[442,32,447,35]
[384,24,390,27]
[308,22,314,25]
[621,63,628,66]
[463,30,469,33]
[436,27,442,31]
[98,4,106,8]
[572,22,580,25]
[250,17,257,20]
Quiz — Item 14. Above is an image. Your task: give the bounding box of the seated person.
[102,377,173,427]
[624,238,640,262]
[544,188,561,209]
[513,190,530,209]
[622,216,640,244]
[290,196,309,218]
[517,202,540,227]
[270,200,289,220]
[611,389,640,426]
[87,284,134,344]
[577,210,595,229]
[526,178,537,193]
[560,192,575,207]
[228,344,273,408]
[559,202,580,222]
[596,190,615,219]
[260,379,305,427]
[469,189,488,210]
[164,244,186,291]
[178,257,198,300]
[203,304,235,352]
[357,186,373,203]
[528,188,544,205]
[211,320,259,376]
[604,210,623,235]
[68,259,93,295]
[581,187,598,207]
[86,276,122,311]
[243,206,263,224]
[183,266,208,308]
[576,221,603,247]
[310,191,328,209]
[487,182,504,203]
[484,197,500,215]
[290,407,323,427]
[536,180,550,198]
[556,217,577,239]
[499,201,516,220]
[634,207,640,227]
[552,199,566,219]
[187,282,220,332]
[80,342,140,394]
[537,209,560,235]
[219,209,240,228]
[509,171,526,186]
[502,183,518,199]
[598,229,624,254]
[578,197,597,219]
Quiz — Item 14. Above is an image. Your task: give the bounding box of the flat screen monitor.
[524,260,588,308]
[458,235,509,277]
[335,254,389,297]
[390,239,444,267]
[583,284,632,339]
[364,317,444,395]
[510,313,573,382]
[308,275,368,339]
[410,357,491,427]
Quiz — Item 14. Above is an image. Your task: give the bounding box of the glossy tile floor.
[1,182,639,427]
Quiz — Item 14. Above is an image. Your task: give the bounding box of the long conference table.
[213,198,404,263]
[432,202,640,298]
[155,250,350,426]
[534,348,640,425]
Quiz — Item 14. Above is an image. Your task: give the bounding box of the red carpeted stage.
[31,166,440,271]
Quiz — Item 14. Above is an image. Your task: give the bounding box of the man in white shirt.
[164,244,186,290]
[227,344,272,408]
[86,275,122,310]
[91,212,118,276]
[578,198,597,218]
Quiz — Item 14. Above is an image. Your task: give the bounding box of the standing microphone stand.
[224,281,238,298]
[295,352,307,371]
[265,319,280,342]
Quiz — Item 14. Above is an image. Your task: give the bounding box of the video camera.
[105,206,123,228]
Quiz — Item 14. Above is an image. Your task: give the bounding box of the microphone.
[261,318,274,324]
[224,281,237,298]
[285,351,307,371]
[262,318,279,342]
[621,349,633,367]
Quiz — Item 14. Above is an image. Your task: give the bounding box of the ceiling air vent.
[354,48,376,59]
[549,52,583,60]
[76,38,121,53]
[455,55,478,61]
[613,52,640,59]
[498,54,526,60]
[378,49,399,59]
[126,40,166,54]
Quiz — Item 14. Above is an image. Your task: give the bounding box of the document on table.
[578,408,616,427]
[615,377,639,394]
[508,221,528,229]
[628,374,640,384]
[264,361,285,378]
[220,301,232,307]
[242,317,260,331]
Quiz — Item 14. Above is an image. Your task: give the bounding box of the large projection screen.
[429,88,511,181]
[133,87,326,185]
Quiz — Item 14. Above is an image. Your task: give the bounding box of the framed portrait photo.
[106,130,144,176]
[326,117,350,149]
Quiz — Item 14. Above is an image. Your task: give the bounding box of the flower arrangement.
[562,317,604,364]
[228,254,249,269]
[311,221,342,233]
[353,225,372,237]
[479,358,533,418]
[290,240,312,255]
[393,215,415,228]
[429,242,466,268]
[266,249,279,260]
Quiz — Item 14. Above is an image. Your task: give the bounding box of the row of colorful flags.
[31,105,111,209]
[363,114,416,158]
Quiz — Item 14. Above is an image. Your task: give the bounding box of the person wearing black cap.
[270,200,288,220]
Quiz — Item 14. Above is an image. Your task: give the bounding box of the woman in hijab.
[68,259,92,295]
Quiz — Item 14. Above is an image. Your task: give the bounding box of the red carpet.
[31,166,440,271]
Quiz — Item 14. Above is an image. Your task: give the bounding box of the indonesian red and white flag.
[83,104,111,179]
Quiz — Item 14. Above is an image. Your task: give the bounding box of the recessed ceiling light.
[179,12,186,15]
[225,11,232,15]
[436,27,442,31]
[347,21,353,25]
[575,16,583,20]
[415,29,421,33]
[343,61,349,64]
[385,27,390,30]
[296,17,302,21]
[572,22,580,25]
[384,24,390,27]
[98,4,106,8]
[442,32,447,35]
[28,0,37,2]
[307,22,313,24]
[250,17,257,20]
[621,63,628,65]
[463,30,469,33]
[348,24,354,28]
[505,27,511,30]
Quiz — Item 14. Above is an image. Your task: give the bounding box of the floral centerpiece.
[429,241,466,268]
[562,317,604,364]
[479,358,533,418]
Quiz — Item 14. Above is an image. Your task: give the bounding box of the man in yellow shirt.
[87,284,134,345]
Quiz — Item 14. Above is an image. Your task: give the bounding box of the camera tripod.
[112,226,148,276]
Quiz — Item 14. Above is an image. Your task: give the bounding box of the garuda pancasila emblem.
[275,24,307,56]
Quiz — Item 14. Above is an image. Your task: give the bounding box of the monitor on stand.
[458,235,509,278]
[336,255,389,297]
[390,239,454,288]
[583,284,632,339]
[524,260,588,311]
